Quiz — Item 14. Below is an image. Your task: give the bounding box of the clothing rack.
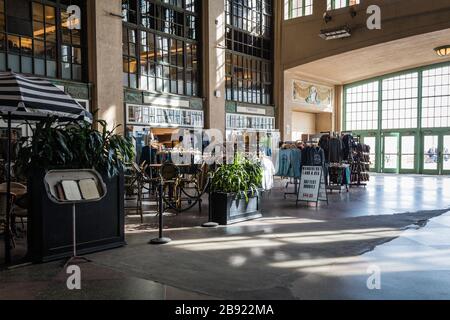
[284,178,300,199]
[350,142,371,187]
[327,163,350,193]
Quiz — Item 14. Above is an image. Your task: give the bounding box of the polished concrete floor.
[1,174,450,300]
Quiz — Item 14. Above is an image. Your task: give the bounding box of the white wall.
[291,112,316,141]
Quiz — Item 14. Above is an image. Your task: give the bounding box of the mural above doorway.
[293,80,333,110]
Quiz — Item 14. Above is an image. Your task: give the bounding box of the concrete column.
[87,0,124,132]
[334,85,343,132]
[203,0,226,134]
[273,0,285,140]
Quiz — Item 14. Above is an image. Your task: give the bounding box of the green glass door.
[400,135,417,173]
[423,134,450,175]
[361,135,378,172]
[443,135,450,174]
[422,135,440,174]
[382,133,400,173]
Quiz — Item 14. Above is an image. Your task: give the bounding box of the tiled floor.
[1,174,450,300]
[292,211,450,299]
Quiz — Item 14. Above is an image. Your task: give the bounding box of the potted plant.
[209,155,263,225]
[16,117,135,262]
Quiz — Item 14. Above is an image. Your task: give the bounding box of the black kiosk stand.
[44,169,107,266]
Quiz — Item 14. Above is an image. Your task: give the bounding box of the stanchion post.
[150,181,171,244]
[202,178,218,228]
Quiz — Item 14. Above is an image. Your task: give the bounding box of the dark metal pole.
[149,181,171,244]
[202,177,218,228]
[5,112,12,264]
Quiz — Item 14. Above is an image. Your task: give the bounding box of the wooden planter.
[210,191,262,225]
[27,170,125,263]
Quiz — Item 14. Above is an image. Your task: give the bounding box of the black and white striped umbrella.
[0,71,92,122]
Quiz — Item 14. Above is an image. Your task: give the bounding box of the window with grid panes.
[123,27,137,88]
[422,65,450,128]
[225,0,273,105]
[327,0,359,10]
[345,81,379,131]
[381,72,418,130]
[0,0,86,81]
[122,0,200,96]
[284,0,313,20]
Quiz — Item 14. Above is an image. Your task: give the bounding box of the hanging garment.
[302,146,314,166]
[329,138,343,163]
[302,146,324,167]
[276,149,291,177]
[319,134,330,162]
[290,148,302,178]
[276,148,301,178]
[261,156,275,190]
[312,147,325,167]
[342,134,356,161]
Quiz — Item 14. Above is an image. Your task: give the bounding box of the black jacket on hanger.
[329,138,343,163]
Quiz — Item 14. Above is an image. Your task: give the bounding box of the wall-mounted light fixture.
[319,26,352,40]
[108,12,124,19]
[434,45,450,57]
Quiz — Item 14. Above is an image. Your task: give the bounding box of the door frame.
[421,130,450,175]
[359,132,380,173]
[442,134,450,175]
[381,132,400,174]
[399,131,419,174]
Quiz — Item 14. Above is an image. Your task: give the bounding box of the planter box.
[27,170,125,263]
[210,191,262,225]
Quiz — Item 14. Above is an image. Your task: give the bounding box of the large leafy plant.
[16,117,135,178]
[210,155,262,200]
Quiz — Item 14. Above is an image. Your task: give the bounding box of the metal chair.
[0,182,27,232]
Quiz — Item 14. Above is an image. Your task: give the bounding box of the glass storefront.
[122,0,200,96]
[0,0,86,81]
[344,62,450,175]
[225,0,273,106]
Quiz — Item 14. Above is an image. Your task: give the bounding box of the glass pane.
[45,6,56,24]
[21,56,32,74]
[7,54,20,72]
[384,136,398,169]
[34,58,45,75]
[0,52,6,70]
[424,136,438,171]
[384,154,398,170]
[385,136,398,154]
[444,136,450,171]
[401,136,415,170]
[72,64,82,81]
[21,37,33,55]
[61,62,71,79]
[7,35,20,53]
[46,60,56,77]
[33,3,44,22]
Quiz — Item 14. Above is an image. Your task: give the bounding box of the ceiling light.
[434,45,450,57]
[319,26,352,40]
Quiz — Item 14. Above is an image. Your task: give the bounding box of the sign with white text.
[298,166,322,202]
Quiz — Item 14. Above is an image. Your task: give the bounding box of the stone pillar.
[334,85,343,132]
[87,0,124,132]
[273,0,285,140]
[203,0,226,134]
